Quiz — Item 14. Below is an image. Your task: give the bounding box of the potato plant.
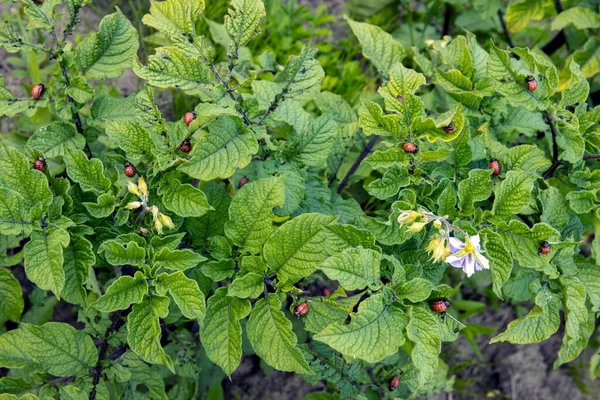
[0,0,599,399]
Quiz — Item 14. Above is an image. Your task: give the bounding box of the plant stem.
[337,136,379,194]
[542,112,560,179]
[542,0,568,55]
[497,9,514,48]
[583,154,600,161]
[49,28,92,158]
[441,3,452,37]
[89,310,124,400]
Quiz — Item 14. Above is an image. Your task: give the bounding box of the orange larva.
[294,302,309,318]
[430,299,451,313]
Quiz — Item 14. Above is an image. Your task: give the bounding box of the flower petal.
[463,255,475,277]
[475,252,490,270]
[448,237,465,253]
[469,235,481,250]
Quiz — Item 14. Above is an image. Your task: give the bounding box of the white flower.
[445,235,489,277]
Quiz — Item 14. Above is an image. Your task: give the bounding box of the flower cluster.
[398,210,489,277]
[126,177,174,234]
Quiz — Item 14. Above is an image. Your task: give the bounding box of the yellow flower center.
[464,240,474,253]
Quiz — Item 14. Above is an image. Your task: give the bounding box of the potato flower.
[445,235,489,277]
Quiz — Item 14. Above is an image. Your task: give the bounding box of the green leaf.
[457,169,493,215]
[0,329,34,369]
[360,201,413,246]
[178,117,258,180]
[224,176,285,254]
[62,235,95,307]
[20,322,98,377]
[158,178,211,217]
[202,287,251,376]
[23,228,70,299]
[554,276,594,367]
[358,99,403,137]
[201,259,235,281]
[441,36,474,78]
[314,294,407,363]
[264,213,338,285]
[540,187,569,231]
[0,144,52,211]
[345,17,405,80]
[573,37,600,78]
[142,0,205,41]
[0,188,32,236]
[293,115,337,167]
[0,77,36,117]
[319,247,380,291]
[127,295,174,372]
[65,76,94,104]
[491,171,534,221]
[481,229,512,300]
[302,299,348,334]
[153,247,206,271]
[247,294,310,373]
[558,57,590,107]
[363,145,409,169]
[487,42,544,111]
[413,103,465,142]
[59,385,87,400]
[27,122,85,157]
[395,278,434,303]
[551,7,600,31]
[275,46,324,97]
[99,240,146,268]
[75,10,139,79]
[497,220,561,273]
[104,121,157,161]
[491,280,560,344]
[574,258,600,310]
[505,0,544,33]
[386,62,426,96]
[566,190,597,214]
[155,271,205,321]
[83,194,115,218]
[0,269,23,323]
[227,272,264,299]
[365,168,410,199]
[406,307,441,385]
[90,95,137,127]
[225,0,265,53]
[64,150,112,194]
[133,47,214,94]
[556,115,585,164]
[91,271,148,312]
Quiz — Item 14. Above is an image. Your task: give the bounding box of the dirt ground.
[1,1,598,399]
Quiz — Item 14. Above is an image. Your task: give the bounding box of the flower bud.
[126,201,143,210]
[137,177,148,197]
[127,181,140,196]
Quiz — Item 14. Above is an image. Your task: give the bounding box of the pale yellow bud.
[150,205,160,221]
[397,210,421,225]
[433,220,442,229]
[426,235,449,263]
[408,221,427,232]
[126,201,143,210]
[137,177,148,197]
[159,214,174,230]
[154,218,164,234]
[127,181,140,196]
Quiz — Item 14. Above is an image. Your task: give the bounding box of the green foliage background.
[0,0,600,399]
